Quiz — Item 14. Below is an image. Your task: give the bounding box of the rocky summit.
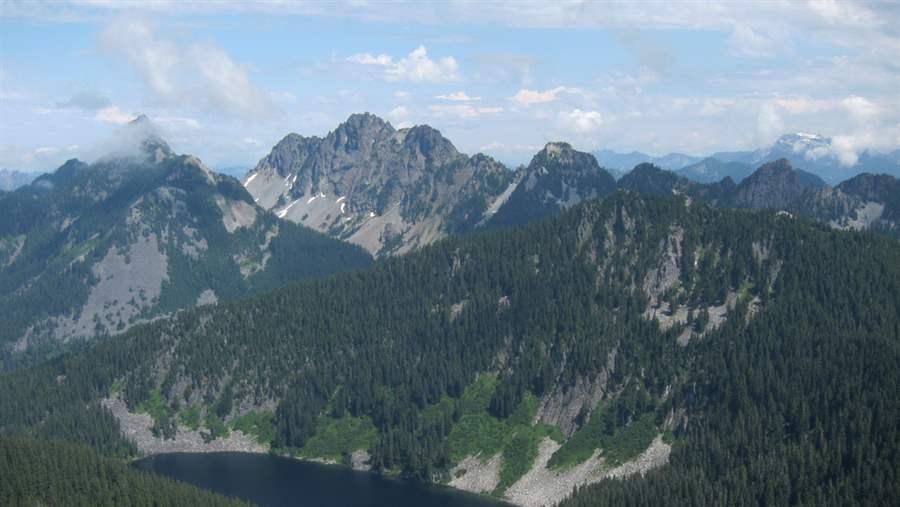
[244,113,515,257]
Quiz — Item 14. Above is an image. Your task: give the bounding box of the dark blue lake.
[133,452,507,507]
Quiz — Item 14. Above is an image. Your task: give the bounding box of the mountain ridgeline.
[0,169,39,192]
[598,132,900,184]
[245,114,900,257]
[2,192,899,505]
[0,116,371,367]
[244,113,514,257]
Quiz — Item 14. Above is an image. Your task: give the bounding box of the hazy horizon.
[2,0,899,171]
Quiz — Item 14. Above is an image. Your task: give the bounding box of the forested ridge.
[0,150,371,368]
[0,436,252,506]
[1,192,898,505]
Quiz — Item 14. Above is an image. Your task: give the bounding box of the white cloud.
[347,53,393,66]
[187,44,270,116]
[757,102,785,145]
[155,116,201,130]
[347,46,460,83]
[509,86,576,106]
[387,105,413,128]
[388,105,410,118]
[101,17,272,117]
[102,18,179,97]
[840,95,879,120]
[94,105,135,125]
[729,24,781,57]
[774,97,834,114]
[435,91,480,101]
[479,141,542,152]
[429,104,503,119]
[561,109,604,133]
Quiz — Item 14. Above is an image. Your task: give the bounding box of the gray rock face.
[732,159,825,210]
[485,142,618,230]
[245,113,514,257]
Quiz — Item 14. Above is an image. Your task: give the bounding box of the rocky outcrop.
[503,436,671,507]
[102,397,266,456]
[245,113,514,257]
[449,453,503,494]
[731,159,825,210]
[485,142,617,230]
[534,374,609,438]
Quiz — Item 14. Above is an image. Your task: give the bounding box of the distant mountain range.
[0,169,41,191]
[245,114,899,257]
[596,132,900,184]
[5,113,897,363]
[592,149,701,173]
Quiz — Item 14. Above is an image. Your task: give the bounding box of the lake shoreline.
[133,451,511,507]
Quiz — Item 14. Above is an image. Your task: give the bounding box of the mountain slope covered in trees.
[0,437,251,507]
[2,192,898,505]
[0,117,371,368]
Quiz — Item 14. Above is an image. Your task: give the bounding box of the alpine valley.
[1,112,899,507]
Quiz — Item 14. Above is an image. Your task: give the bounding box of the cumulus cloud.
[828,96,894,166]
[155,116,202,130]
[94,105,135,125]
[560,109,604,133]
[729,24,781,57]
[757,102,785,145]
[840,95,879,120]
[508,86,577,106]
[387,105,413,128]
[479,141,543,152]
[774,97,835,114]
[435,91,481,101]
[101,17,272,117]
[429,104,503,119]
[347,46,460,83]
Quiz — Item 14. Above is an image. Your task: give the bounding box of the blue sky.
[1,0,899,171]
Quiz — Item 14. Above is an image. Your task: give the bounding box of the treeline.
[0,436,252,506]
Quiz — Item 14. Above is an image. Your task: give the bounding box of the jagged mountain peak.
[342,111,392,130]
[397,124,459,159]
[531,142,601,172]
[485,143,616,229]
[329,112,395,147]
[245,115,513,257]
